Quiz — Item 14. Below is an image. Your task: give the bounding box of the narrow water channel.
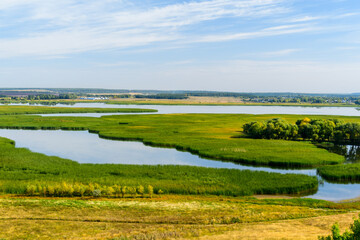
[3,103,360,117]
[0,129,359,201]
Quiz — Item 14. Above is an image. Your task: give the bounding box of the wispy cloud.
[261,48,301,57]
[0,0,293,58]
[0,0,359,60]
[192,24,316,43]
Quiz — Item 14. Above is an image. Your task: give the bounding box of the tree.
[148,185,154,198]
[26,185,36,196]
[121,186,127,198]
[92,189,101,197]
[105,186,115,197]
[137,185,145,197]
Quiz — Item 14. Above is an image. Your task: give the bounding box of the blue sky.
[1,0,360,92]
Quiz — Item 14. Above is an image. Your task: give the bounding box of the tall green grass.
[317,164,360,182]
[0,137,317,196]
[0,113,347,168]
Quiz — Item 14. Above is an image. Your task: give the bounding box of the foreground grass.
[0,195,357,240]
[0,137,317,196]
[0,113,349,167]
[0,105,157,115]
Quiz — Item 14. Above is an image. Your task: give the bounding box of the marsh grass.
[317,164,360,182]
[0,136,319,196]
[0,112,348,167]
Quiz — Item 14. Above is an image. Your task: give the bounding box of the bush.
[92,189,101,197]
[319,214,360,239]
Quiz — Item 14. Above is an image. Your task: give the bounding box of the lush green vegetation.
[0,137,318,196]
[0,105,157,115]
[243,118,299,140]
[244,117,360,143]
[0,113,346,167]
[317,164,360,182]
[24,182,156,198]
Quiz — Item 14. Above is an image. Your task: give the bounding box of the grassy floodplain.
[0,106,359,238]
[0,137,317,196]
[0,113,348,168]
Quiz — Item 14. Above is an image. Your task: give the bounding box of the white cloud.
[288,16,323,23]
[192,24,316,43]
[0,0,293,58]
[261,49,301,57]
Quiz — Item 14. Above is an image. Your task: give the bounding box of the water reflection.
[328,145,360,163]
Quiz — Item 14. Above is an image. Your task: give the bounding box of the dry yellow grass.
[200,212,359,240]
[0,195,354,240]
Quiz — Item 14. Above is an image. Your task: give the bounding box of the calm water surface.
[3,103,360,117]
[0,129,358,201]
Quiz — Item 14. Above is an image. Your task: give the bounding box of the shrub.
[148,185,154,198]
[92,189,101,197]
[319,214,360,239]
[137,185,144,197]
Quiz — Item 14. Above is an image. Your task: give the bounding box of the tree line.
[243,118,360,143]
[25,182,160,198]
[27,94,77,100]
[134,94,188,99]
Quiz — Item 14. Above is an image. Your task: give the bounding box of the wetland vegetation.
[0,105,360,239]
[0,137,318,196]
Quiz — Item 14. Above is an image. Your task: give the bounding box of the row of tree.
[25,182,162,198]
[27,94,77,100]
[243,118,360,143]
[134,94,188,99]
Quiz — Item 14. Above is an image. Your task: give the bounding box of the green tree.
[137,185,145,197]
[148,185,154,198]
